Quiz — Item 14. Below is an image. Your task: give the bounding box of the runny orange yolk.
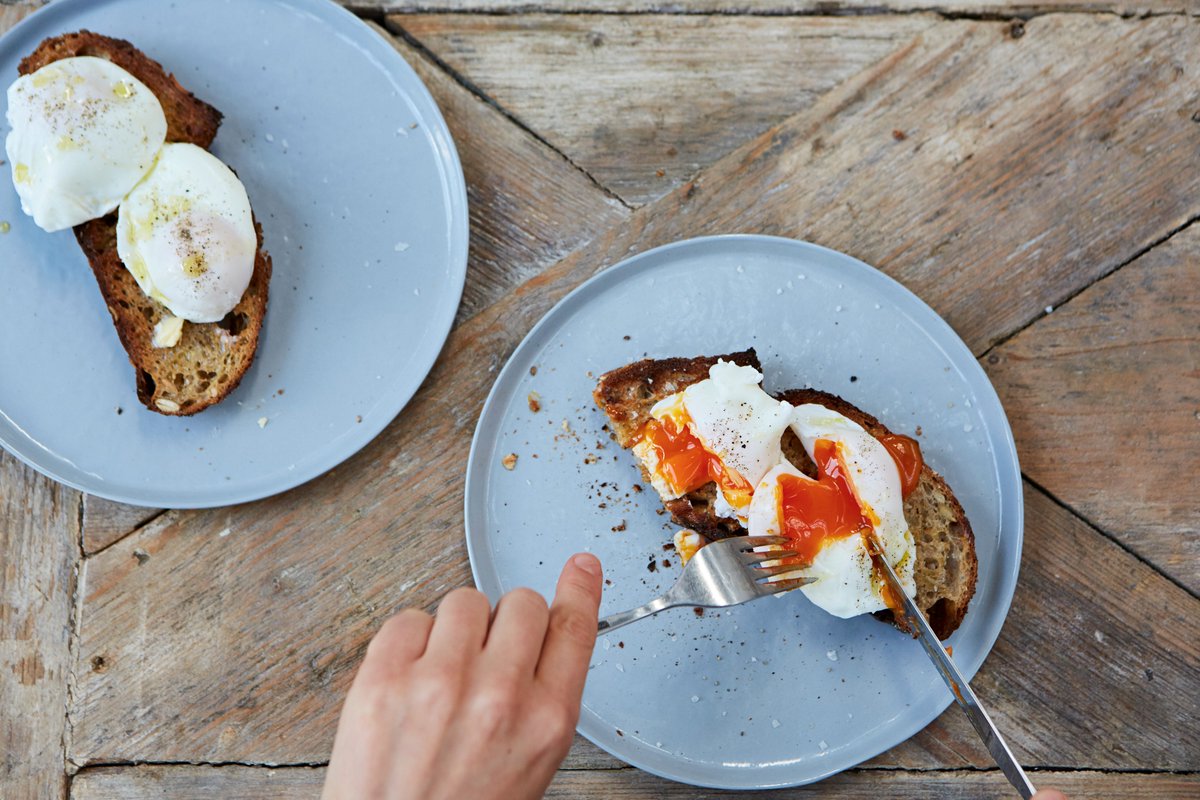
[777,435,924,613]
[639,414,753,509]
[877,433,923,498]
[775,438,872,565]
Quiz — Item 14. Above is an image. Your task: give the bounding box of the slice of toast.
[19,31,271,415]
[593,349,761,538]
[593,351,977,639]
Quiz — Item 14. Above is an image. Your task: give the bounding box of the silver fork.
[596,536,814,634]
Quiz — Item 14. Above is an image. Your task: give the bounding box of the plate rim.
[464,233,1024,790]
[0,0,469,508]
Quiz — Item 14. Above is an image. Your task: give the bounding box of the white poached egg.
[747,404,917,618]
[5,56,167,232]
[633,361,793,523]
[116,142,256,323]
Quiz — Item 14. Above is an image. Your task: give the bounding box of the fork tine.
[749,562,808,579]
[739,548,800,565]
[737,535,790,550]
[760,576,817,595]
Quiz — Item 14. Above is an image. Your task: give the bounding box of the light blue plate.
[465,235,1022,790]
[0,0,467,507]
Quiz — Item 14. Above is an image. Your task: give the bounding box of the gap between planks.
[381,18,635,211]
[347,5,1199,21]
[1021,475,1200,602]
[976,213,1199,359]
[64,761,1200,774]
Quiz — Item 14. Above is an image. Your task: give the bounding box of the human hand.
[321,553,604,800]
[1031,791,1068,800]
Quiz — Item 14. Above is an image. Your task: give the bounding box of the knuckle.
[549,609,595,649]
[468,685,518,736]
[441,587,491,616]
[365,610,429,662]
[506,587,548,615]
[412,669,461,718]
[531,701,577,756]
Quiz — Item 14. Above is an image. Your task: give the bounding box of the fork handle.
[597,595,680,634]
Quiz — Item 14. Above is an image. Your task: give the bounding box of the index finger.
[536,553,603,700]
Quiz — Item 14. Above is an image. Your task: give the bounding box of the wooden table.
[2,1,1198,797]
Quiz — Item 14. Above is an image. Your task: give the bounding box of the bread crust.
[18,31,269,415]
[593,354,978,639]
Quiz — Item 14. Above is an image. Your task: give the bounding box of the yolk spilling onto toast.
[775,438,872,565]
[639,415,753,507]
[877,433,923,499]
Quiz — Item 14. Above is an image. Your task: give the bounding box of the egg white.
[5,56,167,232]
[117,143,256,323]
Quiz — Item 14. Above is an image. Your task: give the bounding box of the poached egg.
[746,404,918,617]
[632,361,793,523]
[116,143,256,323]
[5,56,167,232]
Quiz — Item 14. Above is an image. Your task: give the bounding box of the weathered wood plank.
[393,13,936,206]
[0,450,80,800]
[81,497,162,556]
[361,1,1196,15]
[406,13,1199,355]
[372,24,630,323]
[71,765,324,800]
[545,768,1200,797]
[872,483,1200,769]
[69,14,1200,768]
[67,764,1200,799]
[985,226,1200,594]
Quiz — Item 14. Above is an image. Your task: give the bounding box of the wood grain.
[399,13,1200,354]
[67,14,1200,769]
[361,1,1196,15]
[0,453,81,800]
[81,497,161,556]
[986,225,1200,594]
[393,13,936,206]
[545,768,1200,798]
[67,764,1200,799]
[71,765,324,800]
[872,483,1200,771]
[375,25,631,323]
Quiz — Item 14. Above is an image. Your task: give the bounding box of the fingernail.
[572,552,602,577]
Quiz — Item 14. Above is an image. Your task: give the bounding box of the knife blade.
[866,530,1037,799]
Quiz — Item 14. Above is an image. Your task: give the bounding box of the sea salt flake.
[826,649,839,662]
[394,241,410,252]
[690,695,700,703]
[771,719,781,729]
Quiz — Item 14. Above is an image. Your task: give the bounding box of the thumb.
[537,553,603,699]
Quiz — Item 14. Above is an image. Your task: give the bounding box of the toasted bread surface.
[593,354,977,639]
[19,31,269,415]
[593,349,761,538]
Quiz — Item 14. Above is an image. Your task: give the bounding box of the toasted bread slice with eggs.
[19,31,270,415]
[593,349,977,639]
